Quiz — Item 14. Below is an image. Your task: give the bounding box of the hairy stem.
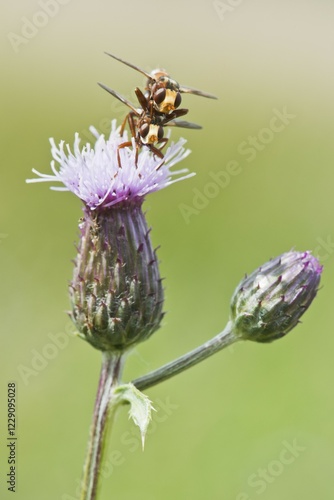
[80,351,124,500]
[132,321,238,391]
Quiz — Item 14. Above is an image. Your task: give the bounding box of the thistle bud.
[27,121,193,352]
[230,251,322,343]
[69,202,164,352]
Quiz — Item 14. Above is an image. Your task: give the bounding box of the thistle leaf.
[114,383,154,449]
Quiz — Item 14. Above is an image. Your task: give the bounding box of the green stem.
[132,321,238,391]
[80,322,237,498]
[80,351,124,500]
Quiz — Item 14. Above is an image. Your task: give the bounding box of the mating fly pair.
[98,52,217,166]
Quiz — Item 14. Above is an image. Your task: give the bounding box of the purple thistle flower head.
[26,120,194,351]
[27,120,193,210]
[230,251,323,343]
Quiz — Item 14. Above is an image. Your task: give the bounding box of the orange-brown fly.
[104,52,217,115]
[98,52,217,165]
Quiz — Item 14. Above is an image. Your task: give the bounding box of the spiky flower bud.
[69,202,164,351]
[230,251,322,343]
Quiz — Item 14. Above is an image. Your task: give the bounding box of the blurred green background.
[1,0,334,499]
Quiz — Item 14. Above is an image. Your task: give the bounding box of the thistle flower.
[27,121,193,352]
[230,250,322,343]
[27,120,192,209]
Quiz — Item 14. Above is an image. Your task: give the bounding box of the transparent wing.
[104,52,152,80]
[166,119,202,130]
[179,85,217,100]
[98,82,140,115]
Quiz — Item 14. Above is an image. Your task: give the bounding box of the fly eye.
[174,92,182,108]
[157,126,164,141]
[154,88,166,105]
[140,123,150,139]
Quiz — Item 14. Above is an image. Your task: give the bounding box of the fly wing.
[104,52,152,80]
[98,82,140,115]
[179,85,217,100]
[165,119,203,130]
